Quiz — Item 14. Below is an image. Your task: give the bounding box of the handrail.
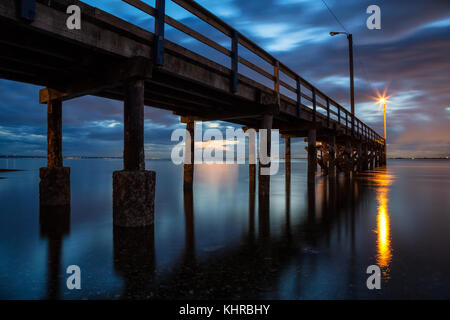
[122,0,384,144]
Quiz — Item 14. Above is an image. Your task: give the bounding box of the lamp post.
[330,32,355,130]
[379,97,387,165]
[380,98,387,140]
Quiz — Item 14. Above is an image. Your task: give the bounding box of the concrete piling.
[184,119,195,190]
[328,135,336,177]
[113,79,156,228]
[258,114,273,197]
[307,128,317,186]
[39,98,70,207]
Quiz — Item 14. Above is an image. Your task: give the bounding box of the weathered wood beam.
[39,57,152,104]
[0,0,151,57]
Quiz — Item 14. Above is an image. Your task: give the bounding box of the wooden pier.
[0,0,386,227]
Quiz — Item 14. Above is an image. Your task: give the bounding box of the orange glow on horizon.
[195,140,239,151]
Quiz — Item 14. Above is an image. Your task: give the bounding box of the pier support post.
[328,135,336,177]
[366,144,370,170]
[369,146,374,170]
[184,119,195,190]
[379,146,383,167]
[362,143,369,171]
[258,114,273,197]
[362,142,369,171]
[249,128,256,194]
[375,147,380,167]
[113,79,155,227]
[344,139,352,174]
[39,98,70,207]
[357,143,363,172]
[285,136,291,182]
[307,129,317,185]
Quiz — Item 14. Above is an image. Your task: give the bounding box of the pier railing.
[123,0,384,144]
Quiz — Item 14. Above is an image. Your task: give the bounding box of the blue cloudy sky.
[1,0,449,158]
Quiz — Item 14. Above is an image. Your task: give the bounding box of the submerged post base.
[39,167,71,207]
[39,205,71,238]
[113,170,156,227]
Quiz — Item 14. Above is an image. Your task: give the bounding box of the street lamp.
[379,97,387,141]
[378,97,387,165]
[330,31,355,126]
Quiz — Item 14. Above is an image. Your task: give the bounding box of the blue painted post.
[231,30,239,93]
[154,0,166,66]
[19,0,35,21]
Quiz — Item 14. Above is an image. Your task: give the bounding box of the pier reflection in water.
[39,205,70,300]
[2,159,450,299]
[113,162,387,299]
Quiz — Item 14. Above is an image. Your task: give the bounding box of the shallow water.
[0,158,449,299]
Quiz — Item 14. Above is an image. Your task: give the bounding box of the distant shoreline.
[0,155,448,160]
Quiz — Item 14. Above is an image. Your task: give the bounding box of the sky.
[1,0,449,158]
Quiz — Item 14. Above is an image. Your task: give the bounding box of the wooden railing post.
[231,30,239,93]
[351,114,355,136]
[296,76,301,117]
[274,60,280,93]
[337,105,341,125]
[326,97,330,128]
[345,112,348,134]
[154,0,166,65]
[312,87,316,122]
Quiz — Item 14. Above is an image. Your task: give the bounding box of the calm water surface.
[0,159,449,299]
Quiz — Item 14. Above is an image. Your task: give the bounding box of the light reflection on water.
[1,159,450,299]
[360,168,394,279]
[374,173,393,278]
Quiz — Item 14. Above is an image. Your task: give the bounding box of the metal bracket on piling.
[18,0,35,21]
[154,0,166,66]
[231,30,239,93]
